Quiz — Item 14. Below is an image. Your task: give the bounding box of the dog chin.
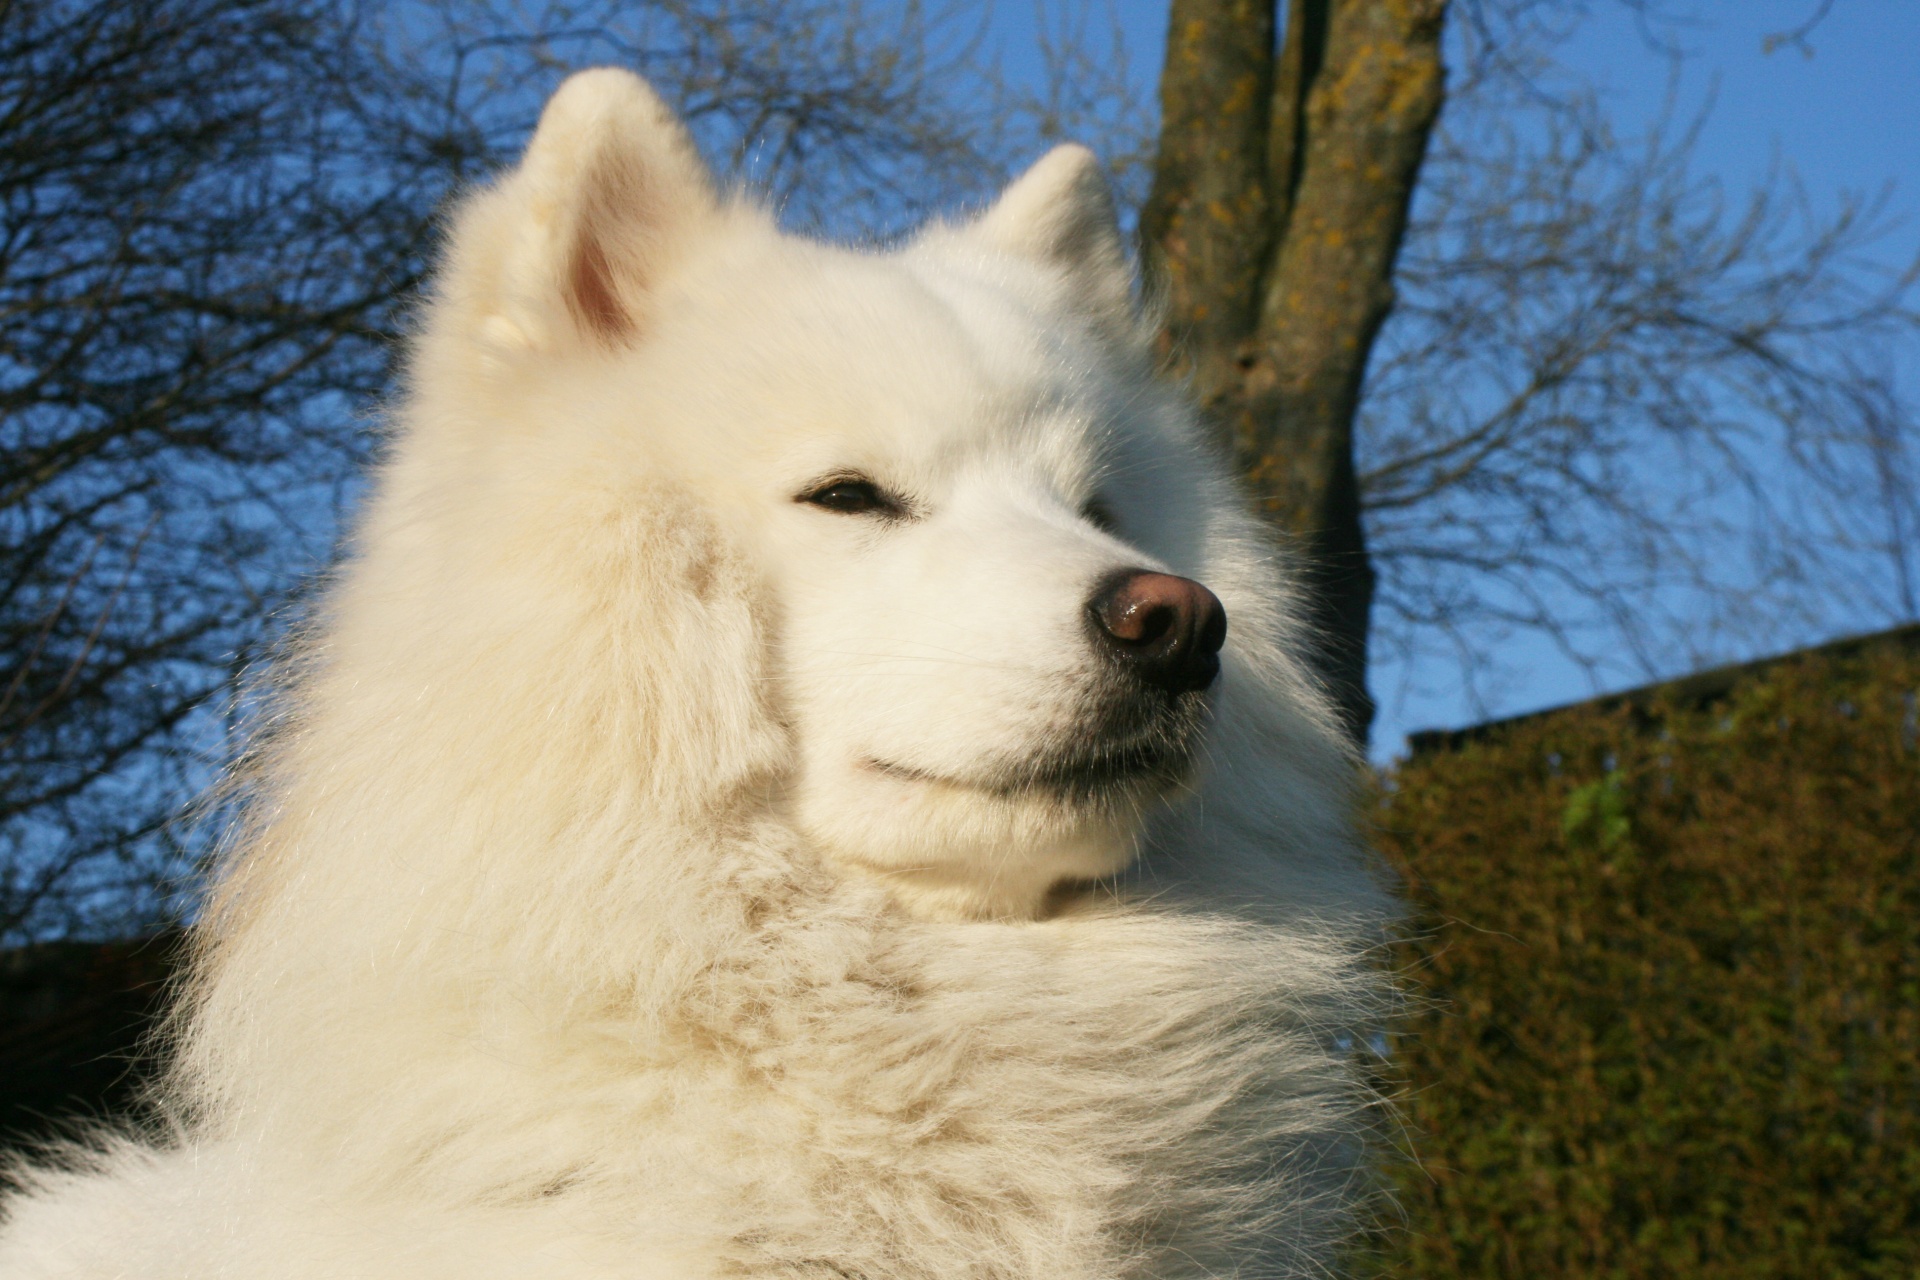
[807,715,1208,920]
[821,811,1145,921]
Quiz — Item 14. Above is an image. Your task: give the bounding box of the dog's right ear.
[440,69,717,355]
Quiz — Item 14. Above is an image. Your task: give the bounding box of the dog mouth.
[870,739,1183,799]
[867,690,1209,802]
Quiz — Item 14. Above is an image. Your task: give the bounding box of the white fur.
[0,70,1395,1279]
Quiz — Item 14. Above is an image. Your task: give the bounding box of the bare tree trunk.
[1143,0,1448,745]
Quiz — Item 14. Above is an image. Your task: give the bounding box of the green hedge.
[1363,642,1920,1278]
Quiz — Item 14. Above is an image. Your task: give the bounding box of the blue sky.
[981,1,1920,756]
[1413,0,1920,752]
[1561,1,1920,202]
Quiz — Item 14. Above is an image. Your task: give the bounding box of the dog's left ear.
[971,145,1132,321]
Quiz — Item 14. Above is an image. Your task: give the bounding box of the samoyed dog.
[0,70,1393,1279]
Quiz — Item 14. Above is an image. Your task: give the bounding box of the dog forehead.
[660,237,1119,483]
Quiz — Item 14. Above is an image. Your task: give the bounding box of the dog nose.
[1086,570,1227,693]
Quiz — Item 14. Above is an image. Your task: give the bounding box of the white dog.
[0,70,1394,1279]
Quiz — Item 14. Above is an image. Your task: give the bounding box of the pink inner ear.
[568,235,629,340]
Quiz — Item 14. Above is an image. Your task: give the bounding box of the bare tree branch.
[1360,42,1920,716]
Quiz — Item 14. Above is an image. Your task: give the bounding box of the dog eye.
[798,477,904,518]
[1081,496,1119,533]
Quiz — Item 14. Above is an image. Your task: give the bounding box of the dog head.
[405,70,1349,921]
